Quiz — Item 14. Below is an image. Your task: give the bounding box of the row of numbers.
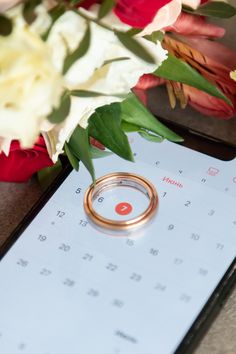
[15,259,194,304]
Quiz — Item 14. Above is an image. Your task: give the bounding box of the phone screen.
[0,134,235,354]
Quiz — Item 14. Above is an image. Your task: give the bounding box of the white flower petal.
[30,4,52,35]
[0,137,11,155]
[138,0,182,36]
[0,22,64,148]
[45,11,168,161]
[47,10,87,73]
[182,0,201,10]
[0,4,168,162]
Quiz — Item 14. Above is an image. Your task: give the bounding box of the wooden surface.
[0,6,236,354]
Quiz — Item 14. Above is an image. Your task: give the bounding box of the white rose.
[43,8,168,161]
[0,16,64,153]
[0,4,167,160]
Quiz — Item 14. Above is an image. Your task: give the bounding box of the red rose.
[80,0,173,28]
[114,0,173,28]
[0,137,53,183]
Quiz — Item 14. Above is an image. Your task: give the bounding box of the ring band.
[83,172,158,232]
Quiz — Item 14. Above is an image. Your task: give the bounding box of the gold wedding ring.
[83,172,158,233]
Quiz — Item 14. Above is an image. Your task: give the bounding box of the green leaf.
[139,130,163,142]
[121,121,141,133]
[23,0,41,24]
[102,56,130,67]
[144,30,164,43]
[0,15,13,36]
[71,90,107,97]
[47,91,71,123]
[120,93,183,142]
[64,143,80,171]
[98,0,116,19]
[70,89,126,98]
[122,121,164,142]
[68,125,95,181]
[125,28,143,36]
[41,4,65,41]
[88,104,134,162]
[63,22,91,74]
[70,0,86,5]
[37,159,62,191]
[90,146,112,159]
[115,32,156,64]
[185,2,236,18]
[154,54,232,105]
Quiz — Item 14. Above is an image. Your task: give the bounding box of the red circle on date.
[115,202,133,215]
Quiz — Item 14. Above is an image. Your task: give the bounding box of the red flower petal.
[0,138,53,182]
[114,0,173,28]
[165,12,225,38]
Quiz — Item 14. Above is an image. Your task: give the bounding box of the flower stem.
[75,8,115,32]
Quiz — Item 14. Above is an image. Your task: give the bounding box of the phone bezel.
[156,116,236,161]
[0,139,235,354]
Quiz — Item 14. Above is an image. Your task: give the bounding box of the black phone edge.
[176,259,236,354]
[0,163,72,260]
[156,116,236,161]
[0,134,235,353]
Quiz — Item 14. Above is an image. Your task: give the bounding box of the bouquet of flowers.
[0,0,235,184]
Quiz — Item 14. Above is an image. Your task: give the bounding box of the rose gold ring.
[83,172,158,233]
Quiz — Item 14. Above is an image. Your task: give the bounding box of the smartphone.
[0,124,235,354]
